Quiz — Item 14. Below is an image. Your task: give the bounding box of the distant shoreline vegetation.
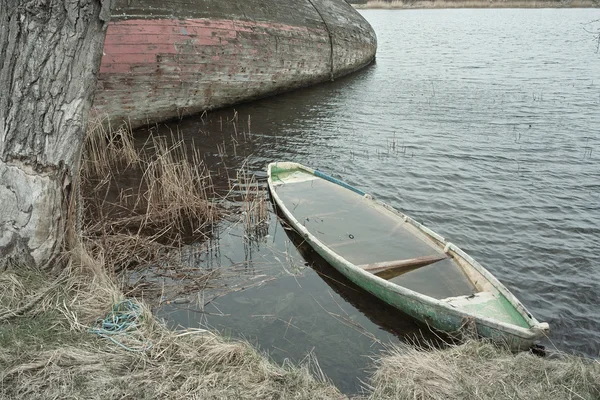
[350,0,597,8]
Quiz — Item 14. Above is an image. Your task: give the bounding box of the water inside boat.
[271,168,477,300]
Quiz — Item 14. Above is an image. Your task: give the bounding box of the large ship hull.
[92,0,377,129]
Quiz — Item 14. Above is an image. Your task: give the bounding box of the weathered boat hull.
[267,162,549,350]
[92,0,377,129]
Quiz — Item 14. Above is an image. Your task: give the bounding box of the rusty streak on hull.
[91,0,377,129]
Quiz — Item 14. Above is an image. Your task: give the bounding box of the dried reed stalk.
[80,119,218,274]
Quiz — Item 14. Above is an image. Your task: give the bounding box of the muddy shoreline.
[353,0,597,9]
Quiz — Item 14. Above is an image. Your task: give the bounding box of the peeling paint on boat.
[91,0,377,129]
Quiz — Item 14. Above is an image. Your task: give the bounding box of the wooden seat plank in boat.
[273,175,476,299]
[359,254,449,275]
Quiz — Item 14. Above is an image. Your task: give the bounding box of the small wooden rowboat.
[267,162,549,349]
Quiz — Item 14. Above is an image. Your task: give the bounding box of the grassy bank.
[3,260,598,399]
[353,0,597,8]
[371,341,600,399]
[0,255,341,399]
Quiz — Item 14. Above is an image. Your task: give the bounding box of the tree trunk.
[0,0,111,269]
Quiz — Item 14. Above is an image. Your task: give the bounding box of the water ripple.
[173,9,600,359]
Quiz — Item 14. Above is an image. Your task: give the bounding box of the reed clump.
[81,119,218,273]
[234,161,269,239]
[369,340,600,399]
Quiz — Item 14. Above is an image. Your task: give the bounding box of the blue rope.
[90,299,152,352]
[314,170,366,196]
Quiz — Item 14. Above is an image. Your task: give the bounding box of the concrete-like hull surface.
[92,0,377,129]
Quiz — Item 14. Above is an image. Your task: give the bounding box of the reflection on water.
[143,8,599,394]
[159,210,440,394]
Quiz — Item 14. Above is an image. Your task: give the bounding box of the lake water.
[151,9,600,394]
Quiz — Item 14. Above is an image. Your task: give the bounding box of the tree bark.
[0,0,111,268]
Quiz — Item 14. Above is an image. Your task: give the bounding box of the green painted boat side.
[267,162,550,350]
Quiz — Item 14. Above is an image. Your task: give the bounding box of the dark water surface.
[153,9,599,394]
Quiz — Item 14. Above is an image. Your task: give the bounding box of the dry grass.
[354,0,596,8]
[78,118,271,306]
[235,160,269,238]
[79,116,275,307]
[0,247,343,400]
[82,117,140,178]
[81,119,218,273]
[369,340,600,399]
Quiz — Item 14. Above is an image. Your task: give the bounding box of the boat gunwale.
[267,161,549,342]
